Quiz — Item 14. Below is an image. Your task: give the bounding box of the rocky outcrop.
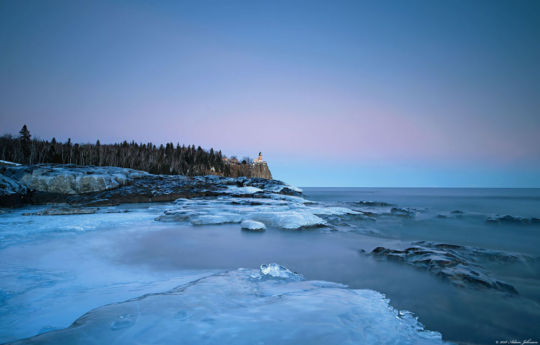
[486,215,540,225]
[363,241,531,294]
[0,174,29,207]
[226,162,273,179]
[250,162,272,179]
[12,165,150,194]
[0,164,297,207]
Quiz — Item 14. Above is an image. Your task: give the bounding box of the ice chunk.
[13,266,448,345]
[240,220,266,231]
[268,212,326,230]
[259,263,302,280]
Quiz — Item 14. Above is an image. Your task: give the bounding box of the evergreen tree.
[18,125,31,164]
[0,126,239,176]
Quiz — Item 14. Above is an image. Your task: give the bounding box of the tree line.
[0,125,239,176]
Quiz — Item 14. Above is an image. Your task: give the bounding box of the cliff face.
[226,162,272,179]
[250,162,272,179]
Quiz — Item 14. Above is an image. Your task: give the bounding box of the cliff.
[250,162,272,179]
[226,162,272,179]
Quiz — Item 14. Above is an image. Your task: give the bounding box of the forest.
[0,125,238,176]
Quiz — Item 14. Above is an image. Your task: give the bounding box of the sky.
[1,0,539,187]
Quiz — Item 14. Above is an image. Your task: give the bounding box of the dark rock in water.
[353,201,394,207]
[486,215,540,225]
[368,241,525,294]
[390,207,416,218]
[437,210,466,219]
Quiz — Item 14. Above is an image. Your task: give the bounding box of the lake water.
[1,188,539,344]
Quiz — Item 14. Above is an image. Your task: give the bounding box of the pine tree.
[18,125,32,164]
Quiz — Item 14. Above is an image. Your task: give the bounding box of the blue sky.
[1,0,539,187]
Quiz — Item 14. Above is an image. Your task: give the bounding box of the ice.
[159,189,358,230]
[191,213,243,225]
[0,205,218,343]
[259,263,302,280]
[265,183,303,194]
[250,211,326,229]
[0,205,168,249]
[225,185,263,195]
[12,264,447,345]
[240,220,266,231]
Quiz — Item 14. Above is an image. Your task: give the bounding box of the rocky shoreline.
[0,164,298,208]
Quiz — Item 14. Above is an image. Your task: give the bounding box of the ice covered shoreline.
[8,264,447,345]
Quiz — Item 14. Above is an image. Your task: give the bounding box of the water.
[0,188,539,344]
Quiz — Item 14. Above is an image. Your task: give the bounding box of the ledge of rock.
[0,164,301,208]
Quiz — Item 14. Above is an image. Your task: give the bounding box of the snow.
[16,264,447,345]
[0,160,22,166]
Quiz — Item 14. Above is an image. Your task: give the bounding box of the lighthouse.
[254,152,264,163]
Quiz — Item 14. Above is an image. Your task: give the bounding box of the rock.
[241,220,266,231]
[250,162,272,179]
[14,165,150,194]
[0,174,29,207]
[226,161,273,179]
[0,164,303,208]
[353,201,394,207]
[486,215,540,225]
[367,241,524,294]
[390,207,417,218]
